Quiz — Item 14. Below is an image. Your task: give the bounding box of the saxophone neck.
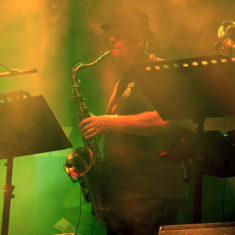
[72,51,111,74]
[95,51,111,63]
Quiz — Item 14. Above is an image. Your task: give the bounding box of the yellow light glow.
[221,58,227,63]
[145,66,152,71]
[192,62,199,66]
[163,64,170,69]
[154,65,161,70]
[211,60,218,64]
[201,61,208,65]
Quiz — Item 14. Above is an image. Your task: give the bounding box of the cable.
[222,118,226,222]
[222,178,226,222]
[223,117,226,135]
[75,187,82,234]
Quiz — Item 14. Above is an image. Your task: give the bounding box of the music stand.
[0,91,72,235]
[128,55,235,223]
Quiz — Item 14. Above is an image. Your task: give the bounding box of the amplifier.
[159,222,235,234]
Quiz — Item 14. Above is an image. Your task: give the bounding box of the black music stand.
[128,55,235,223]
[0,91,72,235]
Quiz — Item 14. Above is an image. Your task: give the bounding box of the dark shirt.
[103,67,187,203]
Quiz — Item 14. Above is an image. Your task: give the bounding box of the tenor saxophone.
[65,51,110,224]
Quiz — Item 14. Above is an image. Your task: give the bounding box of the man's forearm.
[79,111,170,139]
[109,111,170,136]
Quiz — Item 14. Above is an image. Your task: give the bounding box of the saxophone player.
[79,8,187,235]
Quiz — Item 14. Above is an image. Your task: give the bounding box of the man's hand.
[79,114,116,139]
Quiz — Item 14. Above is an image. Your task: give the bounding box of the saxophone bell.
[65,147,93,180]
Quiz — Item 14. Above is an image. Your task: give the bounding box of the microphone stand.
[1,157,14,235]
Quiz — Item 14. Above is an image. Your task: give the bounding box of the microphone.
[0,68,37,78]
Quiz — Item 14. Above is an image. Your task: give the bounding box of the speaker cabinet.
[159,222,235,234]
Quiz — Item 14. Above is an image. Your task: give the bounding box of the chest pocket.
[112,81,154,115]
[121,82,135,100]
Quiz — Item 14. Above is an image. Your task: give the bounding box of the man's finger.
[82,127,96,137]
[79,118,92,127]
[84,129,99,139]
[81,123,94,133]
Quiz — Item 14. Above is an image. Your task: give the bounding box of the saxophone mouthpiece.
[104,51,111,55]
